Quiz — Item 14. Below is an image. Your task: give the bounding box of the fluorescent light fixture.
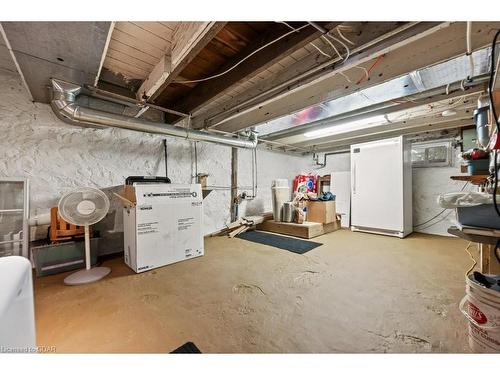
[303,115,387,138]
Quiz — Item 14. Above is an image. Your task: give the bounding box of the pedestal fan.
[58,187,111,285]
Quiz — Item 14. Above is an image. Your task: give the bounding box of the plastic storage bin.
[456,204,500,230]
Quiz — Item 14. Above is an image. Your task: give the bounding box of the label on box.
[137,221,159,235]
[178,217,195,231]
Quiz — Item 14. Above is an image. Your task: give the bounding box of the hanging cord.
[336,26,355,45]
[321,35,342,60]
[174,23,310,84]
[310,41,332,58]
[325,33,351,61]
[488,30,500,218]
[495,238,500,264]
[464,242,478,277]
[414,181,469,227]
[356,54,385,85]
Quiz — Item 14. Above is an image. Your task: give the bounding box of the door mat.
[170,341,202,353]
[237,230,322,254]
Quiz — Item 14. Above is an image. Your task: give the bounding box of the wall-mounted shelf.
[450,175,489,185]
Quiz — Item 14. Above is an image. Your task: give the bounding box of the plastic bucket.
[466,159,489,175]
[271,186,290,222]
[459,275,500,352]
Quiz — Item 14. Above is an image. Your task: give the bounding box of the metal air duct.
[50,79,258,149]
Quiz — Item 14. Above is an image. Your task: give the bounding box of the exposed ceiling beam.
[208,22,450,132]
[0,22,33,100]
[137,22,227,101]
[192,22,415,128]
[264,84,484,144]
[208,22,500,134]
[296,108,474,150]
[169,21,341,117]
[311,118,473,152]
[94,21,115,86]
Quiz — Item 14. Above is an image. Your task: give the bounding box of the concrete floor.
[34,230,474,353]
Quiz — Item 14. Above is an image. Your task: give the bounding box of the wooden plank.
[115,22,170,50]
[137,52,172,98]
[107,39,160,65]
[189,22,402,128]
[131,22,175,41]
[169,22,339,117]
[207,22,500,133]
[450,175,489,185]
[256,220,340,239]
[489,244,500,274]
[110,29,165,59]
[103,55,150,79]
[138,22,226,100]
[105,48,155,72]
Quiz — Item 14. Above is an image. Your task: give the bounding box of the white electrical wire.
[325,33,351,61]
[354,65,369,80]
[310,41,332,58]
[321,35,343,60]
[464,242,478,277]
[466,21,475,80]
[338,71,353,83]
[278,21,297,31]
[175,23,310,84]
[336,26,355,45]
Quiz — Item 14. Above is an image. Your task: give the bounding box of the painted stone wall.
[0,68,309,236]
[313,148,470,236]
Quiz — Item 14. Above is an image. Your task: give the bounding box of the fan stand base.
[64,267,111,285]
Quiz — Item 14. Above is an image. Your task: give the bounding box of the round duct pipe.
[50,79,258,149]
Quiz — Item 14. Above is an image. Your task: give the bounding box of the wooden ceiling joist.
[137,22,227,101]
[168,22,341,119]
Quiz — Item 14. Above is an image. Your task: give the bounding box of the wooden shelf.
[450,175,489,185]
[447,226,500,245]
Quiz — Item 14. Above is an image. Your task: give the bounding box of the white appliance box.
[123,183,204,273]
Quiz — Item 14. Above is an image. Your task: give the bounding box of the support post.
[231,147,238,222]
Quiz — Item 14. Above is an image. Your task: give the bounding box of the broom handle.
[85,225,91,270]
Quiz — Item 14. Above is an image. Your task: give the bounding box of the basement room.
[1,1,500,371]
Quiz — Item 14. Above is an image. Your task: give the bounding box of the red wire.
[356,54,385,85]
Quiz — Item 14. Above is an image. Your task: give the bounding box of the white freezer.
[350,136,412,238]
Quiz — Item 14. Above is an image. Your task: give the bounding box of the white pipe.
[28,212,51,226]
[466,22,475,79]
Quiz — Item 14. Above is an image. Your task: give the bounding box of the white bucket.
[271,182,290,222]
[459,275,500,353]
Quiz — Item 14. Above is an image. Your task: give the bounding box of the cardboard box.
[306,201,336,224]
[257,219,341,239]
[123,183,204,273]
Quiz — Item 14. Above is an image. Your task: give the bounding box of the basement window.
[411,140,452,168]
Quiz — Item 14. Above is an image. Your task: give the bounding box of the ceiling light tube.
[303,115,387,138]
